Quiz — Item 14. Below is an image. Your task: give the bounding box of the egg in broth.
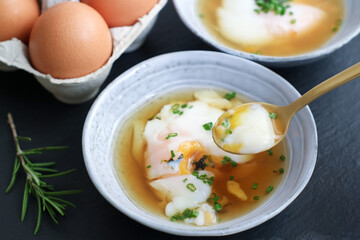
[198,0,344,56]
[114,89,288,225]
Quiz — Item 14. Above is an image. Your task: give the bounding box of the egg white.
[144,100,253,180]
[223,104,276,154]
[217,0,325,46]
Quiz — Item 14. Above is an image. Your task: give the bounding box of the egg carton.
[0,0,167,104]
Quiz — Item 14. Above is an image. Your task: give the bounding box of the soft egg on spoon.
[213,103,283,155]
[213,62,360,155]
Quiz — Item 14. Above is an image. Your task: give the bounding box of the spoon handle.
[288,62,360,114]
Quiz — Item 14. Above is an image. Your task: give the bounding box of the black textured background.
[0,2,359,239]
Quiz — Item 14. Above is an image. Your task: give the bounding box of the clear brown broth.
[114,89,288,222]
[198,0,344,56]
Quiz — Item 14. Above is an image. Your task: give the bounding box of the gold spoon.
[213,62,360,155]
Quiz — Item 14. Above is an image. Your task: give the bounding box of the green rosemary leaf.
[44,204,59,224]
[32,183,44,194]
[21,181,30,222]
[22,155,32,166]
[39,180,46,186]
[45,198,64,216]
[6,113,80,235]
[31,162,56,167]
[23,164,40,185]
[32,167,58,173]
[39,169,76,178]
[24,146,69,154]
[34,194,42,235]
[15,157,21,172]
[17,136,32,142]
[45,190,83,196]
[5,157,20,193]
[41,184,54,189]
[48,197,76,208]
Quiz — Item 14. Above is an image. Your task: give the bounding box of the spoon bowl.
[213,62,360,155]
[213,102,290,155]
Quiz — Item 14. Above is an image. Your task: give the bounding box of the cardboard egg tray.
[0,0,167,104]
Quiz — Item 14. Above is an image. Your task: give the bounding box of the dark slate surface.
[0,2,359,240]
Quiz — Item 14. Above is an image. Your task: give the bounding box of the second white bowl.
[173,0,360,67]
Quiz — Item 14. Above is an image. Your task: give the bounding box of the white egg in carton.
[0,0,167,104]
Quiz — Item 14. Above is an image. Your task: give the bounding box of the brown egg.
[0,0,40,43]
[29,2,112,79]
[81,0,158,27]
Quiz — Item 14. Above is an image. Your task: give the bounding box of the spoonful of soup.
[213,62,360,155]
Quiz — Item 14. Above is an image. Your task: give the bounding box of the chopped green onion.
[290,19,296,24]
[181,104,187,108]
[146,165,151,168]
[209,193,220,202]
[269,112,277,119]
[254,9,260,14]
[207,155,215,168]
[222,119,230,128]
[183,178,188,183]
[171,150,175,158]
[214,203,222,211]
[173,109,180,114]
[289,11,293,15]
[279,168,285,174]
[170,214,180,222]
[252,183,258,190]
[267,149,273,156]
[222,156,237,168]
[186,183,196,192]
[165,133,178,140]
[230,161,237,168]
[280,155,286,161]
[171,209,199,222]
[255,0,291,16]
[253,196,260,200]
[199,13,204,18]
[189,105,194,109]
[181,209,196,219]
[171,104,180,110]
[229,176,234,181]
[225,92,236,100]
[332,18,342,32]
[202,122,213,131]
[226,129,232,135]
[192,171,214,186]
[266,185,274,193]
[217,218,222,222]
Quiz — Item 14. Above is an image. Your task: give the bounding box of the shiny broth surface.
[198,0,344,56]
[114,89,288,223]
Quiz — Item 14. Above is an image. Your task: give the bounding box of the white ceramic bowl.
[82,51,318,236]
[173,0,360,67]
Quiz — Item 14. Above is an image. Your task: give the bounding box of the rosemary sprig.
[5,113,82,235]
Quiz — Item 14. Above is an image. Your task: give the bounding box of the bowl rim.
[172,0,360,64]
[82,50,318,236]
